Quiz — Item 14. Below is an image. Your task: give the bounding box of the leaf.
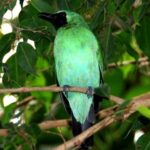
[107,1,116,16]
[90,1,106,29]
[103,22,114,64]
[135,16,150,58]
[136,132,150,150]
[24,102,46,124]
[57,0,84,10]
[16,42,37,74]
[31,0,53,12]
[0,32,16,63]
[2,55,27,87]
[95,84,110,98]
[35,37,52,56]
[138,106,150,119]
[104,69,124,95]
[23,123,41,139]
[3,124,36,150]
[115,31,139,59]
[1,102,16,126]
[119,0,134,17]
[133,5,142,24]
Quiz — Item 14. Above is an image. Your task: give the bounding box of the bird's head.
[39,11,87,30]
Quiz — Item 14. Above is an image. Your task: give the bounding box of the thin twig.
[17,96,34,108]
[108,56,149,68]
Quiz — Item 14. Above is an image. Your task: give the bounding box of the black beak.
[39,12,53,22]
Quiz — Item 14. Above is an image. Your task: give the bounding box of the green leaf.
[107,1,116,16]
[23,123,41,139]
[136,132,150,150]
[90,1,106,29]
[133,5,142,24]
[35,38,52,56]
[115,31,138,59]
[138,106,150,119]
[57,0,84,10]
[0,32,16,63]
[3,55,27,87]
[31,0,53,12]
[104,69,124,95]
[1,102,16,126]
[95,84,110,98]
[24,102,46,123]
[16,42,37,74]
[103,22,114,64]
[119,0,134,17]
[135,16,150,58]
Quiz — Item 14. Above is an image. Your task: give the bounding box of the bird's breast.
[54,27,100,88]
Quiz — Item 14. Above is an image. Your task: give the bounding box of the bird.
[39,10,103,149]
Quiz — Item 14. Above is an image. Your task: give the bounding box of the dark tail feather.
[80,120,93,150]
[71,104,95,150]
[71,94,103,149]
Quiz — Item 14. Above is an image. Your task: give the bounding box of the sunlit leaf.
[138,106,150,119]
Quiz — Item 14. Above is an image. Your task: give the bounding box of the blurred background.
[0,0,150,149]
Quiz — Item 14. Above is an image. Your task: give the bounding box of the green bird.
[39,11,103,149]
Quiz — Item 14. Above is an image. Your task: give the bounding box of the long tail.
[71,94,102,150]
[71,112,93,150]
[71,94,103,150]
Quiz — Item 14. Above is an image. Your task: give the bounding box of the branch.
[0,84,88,94]
[108,56,149,69]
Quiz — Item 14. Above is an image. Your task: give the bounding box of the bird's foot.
[63,85,70,98]
[86,86,94,98]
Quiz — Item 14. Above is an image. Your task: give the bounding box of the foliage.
[0,0,150,149]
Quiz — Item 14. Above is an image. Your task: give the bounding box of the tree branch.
[108,56,149,69]
[0,84,88,94]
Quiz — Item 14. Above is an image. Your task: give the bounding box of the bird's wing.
[56,79,72,114]
[97,46,104,85]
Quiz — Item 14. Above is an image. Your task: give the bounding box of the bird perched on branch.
[39,10,103,149]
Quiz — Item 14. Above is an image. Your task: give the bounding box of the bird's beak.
[39,12,53,22]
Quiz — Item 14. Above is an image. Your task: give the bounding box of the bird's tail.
[71,94,102,149]
[71,105,95,150]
